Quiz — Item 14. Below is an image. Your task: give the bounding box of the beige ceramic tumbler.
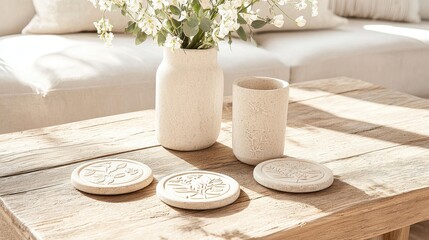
[232,77,289,165]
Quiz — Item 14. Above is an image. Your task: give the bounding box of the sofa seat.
[0,33,289,134]
[254,19,429,98]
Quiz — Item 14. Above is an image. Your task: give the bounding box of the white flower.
[216,1,240,38]
[93,18,114,46]
[98,0,114,11]
[232,0,243,8]
[295,0,307,11]
[178,0,188,5]
[164,35,183,50]
[138,14,163,36]
[94,18,113,34]
[102,32,114,46]
[295,16,306,27]
[152,0,169,10]
[312,1,319,17]
[272,14,284,28]
[126,0,140,13]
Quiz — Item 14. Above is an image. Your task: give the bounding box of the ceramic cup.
[232,77,289,165]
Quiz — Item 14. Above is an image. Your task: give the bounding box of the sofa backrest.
[0,0,35,36]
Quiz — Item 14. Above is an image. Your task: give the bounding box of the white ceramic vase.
[156,48,224,151]
[232,77,289,165]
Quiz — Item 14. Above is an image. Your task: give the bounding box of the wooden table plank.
[1,77,428,240]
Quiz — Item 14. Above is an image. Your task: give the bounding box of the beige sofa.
[2,3,429,134]
[1,1,429,134]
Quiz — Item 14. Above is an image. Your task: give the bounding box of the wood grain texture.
[383,227,410,240]
[0,77,428,240]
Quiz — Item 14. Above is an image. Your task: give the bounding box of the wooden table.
[1,78,429,240]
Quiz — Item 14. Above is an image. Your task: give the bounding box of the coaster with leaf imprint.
[156,170,240,210]
[71,159,153,195]
[254,158,334,193]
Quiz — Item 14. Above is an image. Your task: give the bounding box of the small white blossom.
[126,0,140,13]
[271,14,284,28]
[94,18,113,34]
[93,18,114,46]
[232,0,243,8]
[178,0,188,4]
[138,14,162,36]
[295,0,307,11]
[152,0,169,10]
[98,0,114,11]
[312,1,319,17]
[216,1,240,38]
[295,16,306,27]
[165,35,183,50]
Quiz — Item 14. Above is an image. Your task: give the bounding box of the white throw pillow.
[420,0,429,20]
[0,0,35,36]
[329,0,421,23]
[23,0,128,34]
[254,0,347,33]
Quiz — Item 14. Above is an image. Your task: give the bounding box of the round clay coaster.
[71,159,153,195]
[156,170,240,210]
[254,158,334,193]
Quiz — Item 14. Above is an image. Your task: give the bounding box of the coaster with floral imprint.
[156,170,240,210]
[254,158,334,193]
[71,159,153,195]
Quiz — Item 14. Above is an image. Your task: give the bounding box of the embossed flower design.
[82,162,140,185]
[167,174,227,199]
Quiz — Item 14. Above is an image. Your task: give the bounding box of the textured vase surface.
[156,48,224,151]
[233,77,289,165]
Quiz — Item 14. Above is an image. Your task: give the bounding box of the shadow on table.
[81,178,157,203]
[293,81,429,109]
[287,102,429,150]
[168,142,373,214]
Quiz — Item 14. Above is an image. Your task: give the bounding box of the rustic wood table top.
[1,78,429,240]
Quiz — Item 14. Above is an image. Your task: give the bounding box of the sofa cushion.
[254,19,429,98]
[0,0,35,36]
[421,0,429,20]
[23,0,128,34]
[0,34,288,133]
[329,0,421,23]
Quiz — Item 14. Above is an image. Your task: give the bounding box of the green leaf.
[121,8,127,16]
[183,23,199,37]
[192,0,201,13]
[237,14,247,25]
[199,17,212,32]
[251,20,267,29]
[125,22,137,34]
[236,26,247,41]
[135,31,147,45]
[171,18,181,28]
[187,16,199,28]
[169,5,181,15]
[198,8,204,18]
[157,30,167,45]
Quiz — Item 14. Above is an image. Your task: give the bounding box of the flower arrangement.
[89,0,318,49]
